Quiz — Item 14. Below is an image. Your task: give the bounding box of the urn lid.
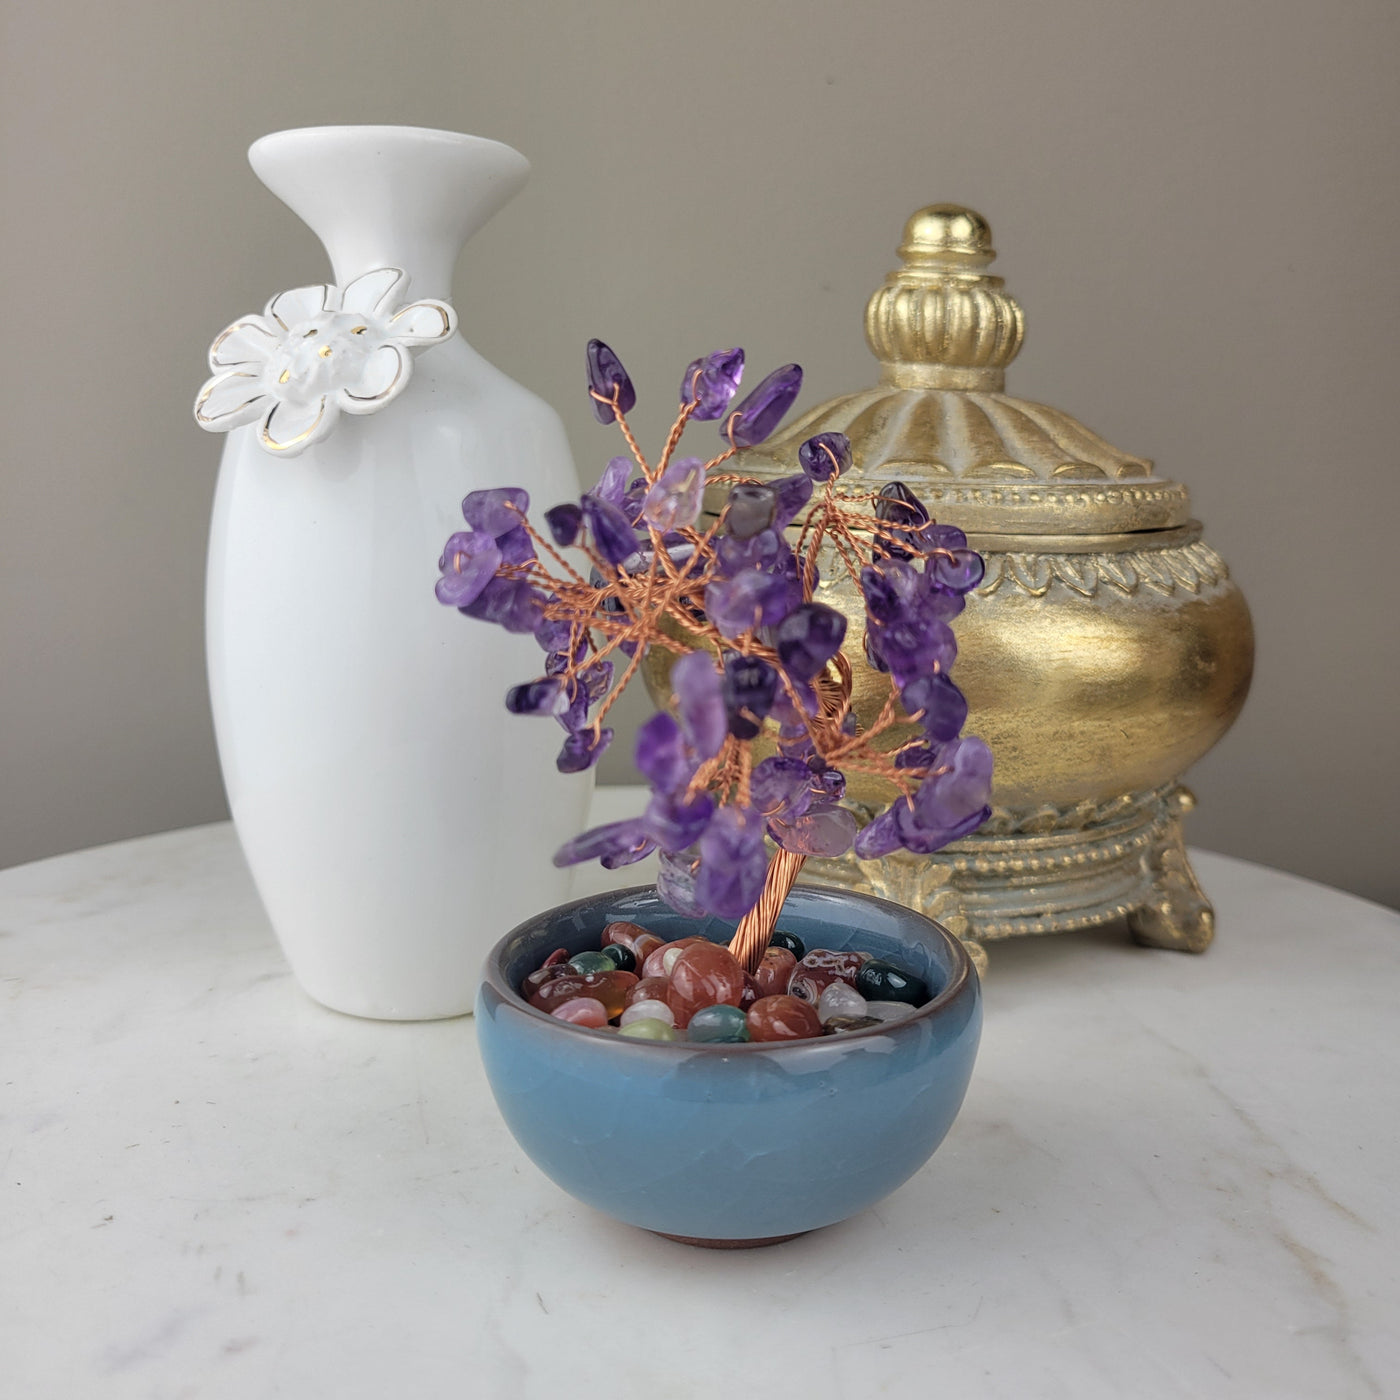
[737,205,1192,536]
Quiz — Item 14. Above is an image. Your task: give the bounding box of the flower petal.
[208,316,279,372]
[387,299,457,346]
[334,343,411,415]
[265,284,335,329]
[258,395,336,456]
[194,371,269,431]
[340,267,408,316]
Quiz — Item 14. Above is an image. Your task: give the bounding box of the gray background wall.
[3,0,1397,906]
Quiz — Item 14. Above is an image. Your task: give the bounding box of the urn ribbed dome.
[740,205,1191,536]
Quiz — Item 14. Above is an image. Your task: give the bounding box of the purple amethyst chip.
[581,495,641,570]
[586,340,636,424]
[435,531,501,609]
[635,711,692,793]
[705,570,802,639]
[775,602,848,682]
[458,576,541,634]
[772,474,814,530]
[723,484,779,541]
[462,487,529,538]
[721,653,779,739]
[797,432,851,483]
[557,726,613,773]
[723,364,803,448]
[505,678,566,717]
[900,672,968,742]
[671,650,727,760]
[680,348,745,420]
[544,502,583,548]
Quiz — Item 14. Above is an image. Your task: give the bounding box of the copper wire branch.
[508,391,961,953]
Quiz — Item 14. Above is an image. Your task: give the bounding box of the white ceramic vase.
[204,126,589,1020]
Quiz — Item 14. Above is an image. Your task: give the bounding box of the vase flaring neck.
[248,125,530,303]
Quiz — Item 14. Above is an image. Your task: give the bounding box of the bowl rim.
[481,882,976,1052]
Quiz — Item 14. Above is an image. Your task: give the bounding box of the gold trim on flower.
[194,267,457,458]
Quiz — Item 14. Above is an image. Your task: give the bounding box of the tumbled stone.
[617,1018,680,1041]
[746,994,823,1042]
[753,946,798,998]
[567,950,614,975]
[625,976,672,1007]
[602,920,650,950]
[823,1015,884,1034]
[551,997,610,1027]
[686,1004,750,1043]
[643,936,707,979]
[817,980,868,1024]
[529,970,637,1019]
[863,1000,918,1023]
[768,930,805,959]
[631,933,665,969]
[667,942,747,1028]
[788,949,870,1004]
[599,943,637,973]
[855,959,929,1006]
[620,998,676,1028]
[521,962,570,999]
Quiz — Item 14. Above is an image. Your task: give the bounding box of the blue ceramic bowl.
[476,884,981,1246]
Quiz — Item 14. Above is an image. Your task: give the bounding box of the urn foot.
[798,783,1219,960]
[1127,789,1215,954]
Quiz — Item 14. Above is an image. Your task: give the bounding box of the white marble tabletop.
[3,791,1397,1399]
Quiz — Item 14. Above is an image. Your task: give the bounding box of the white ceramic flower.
[194,268,457,457]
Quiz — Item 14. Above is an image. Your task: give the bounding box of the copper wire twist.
[728,847,808,974]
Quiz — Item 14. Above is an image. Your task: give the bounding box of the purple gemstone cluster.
[436,340,993,926]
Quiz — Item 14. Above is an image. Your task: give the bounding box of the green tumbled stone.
[823,1015,885,1034]
[768,930,805,959]
[617,1018,679,1042]
[686,1004,751,1044]
[855,959,929,1006]
[567,950,615,975]
[599,943,637,973]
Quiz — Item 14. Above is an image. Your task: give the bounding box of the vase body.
[206,127,588,1019]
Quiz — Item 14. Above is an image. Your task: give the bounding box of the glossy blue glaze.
[476,884,981,1242]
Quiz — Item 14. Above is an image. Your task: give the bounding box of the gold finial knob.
[865,204,1024,390]
[898,204,996,271]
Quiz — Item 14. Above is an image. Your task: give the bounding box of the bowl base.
[652,1230,809,1249]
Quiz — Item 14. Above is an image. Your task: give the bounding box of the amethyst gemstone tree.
[437,340,992,971]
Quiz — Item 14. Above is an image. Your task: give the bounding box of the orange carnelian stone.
[625,976,673,1008]
[746,994,823,1042]
[521,961,571,1000]
[632,933,664,968]
[602,920,649,949]
[753,946,798,998]
[642,935,708,979]
[529,970,637,1019]
[665,942,747,1029]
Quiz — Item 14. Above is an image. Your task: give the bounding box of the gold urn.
[726,205,1253,968]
